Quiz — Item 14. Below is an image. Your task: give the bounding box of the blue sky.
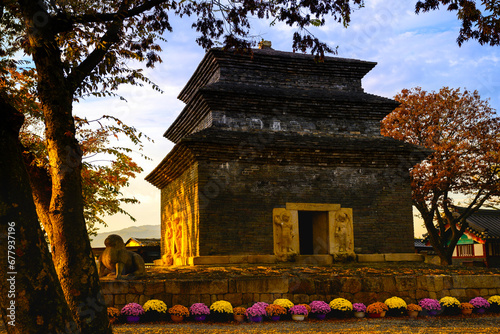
[75,0,500,239]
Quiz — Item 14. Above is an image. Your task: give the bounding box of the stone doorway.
[298,211,329,255]
[273,203,354,261]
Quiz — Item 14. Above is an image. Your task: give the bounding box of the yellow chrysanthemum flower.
[329,298,353,311]
[273,298,294,309]
[210,300,233,314]
[488,295,500,305]
[143,299,168,313]
[439,296,460,307]
[384,297,407,309]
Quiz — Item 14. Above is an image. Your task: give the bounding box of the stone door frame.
[273,203,353,259]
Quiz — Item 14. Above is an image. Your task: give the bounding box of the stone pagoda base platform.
[100,261,500,310]
[161,253,425,266]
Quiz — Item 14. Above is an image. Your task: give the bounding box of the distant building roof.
[455,207,500,241]
[414,238,433,249]
[125,238,161,247]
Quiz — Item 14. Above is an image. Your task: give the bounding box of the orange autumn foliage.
[382,87,500,265]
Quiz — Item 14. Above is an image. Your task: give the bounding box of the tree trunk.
[439,253,453,266]
[18,3,111,332]
[418,206,454,266]
[432,245,452,266]
[33,60,111,334]
[0,99,78,333]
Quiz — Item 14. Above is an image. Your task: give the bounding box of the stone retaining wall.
[101,274,500,310]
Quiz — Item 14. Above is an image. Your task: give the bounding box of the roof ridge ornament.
[258,40,272,49]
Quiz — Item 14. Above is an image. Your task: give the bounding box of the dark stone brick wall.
[210,110,383,136]
[149,48,429,262]
[197,160,415,256]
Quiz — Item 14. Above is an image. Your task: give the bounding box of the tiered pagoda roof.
[146,48,431,189]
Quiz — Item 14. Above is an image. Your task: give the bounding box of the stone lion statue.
[98,234,146,279]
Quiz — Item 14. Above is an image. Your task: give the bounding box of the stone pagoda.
[146,48,429,266]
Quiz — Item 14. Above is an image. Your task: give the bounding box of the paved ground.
[111,314,500,334]
[1,314,499,333]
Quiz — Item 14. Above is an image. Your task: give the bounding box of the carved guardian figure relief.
[333,209,354,254]
[273,208,297,259]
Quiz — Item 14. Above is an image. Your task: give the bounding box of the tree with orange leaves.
[2,66,147,238]
[381,87,500,266]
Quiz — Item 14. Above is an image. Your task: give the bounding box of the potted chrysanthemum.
[407,303,422,318]
[352,303,367,318]
[418,298,441,316]
[107,307,120,324]
[329,298,353,318]
[488,295,500,313]
[460,302,474,315]
[120,303,145,323]
[309,300,331,319]
[289,305,308,321]
[366,302,388,318]
[210,300,233,322]
[384,297,407,317]
[246,302,267,322]
[265,304,286,321]
[233,307,246,322]
[273,298,294,311]
[439,296,461,316]
[168,305,189,322]
[297,304,311,318]
[253,302,269,310]
[189,303,210,322]
[469,297,490,314]
[273,298,294,319]
[142,299,168,322]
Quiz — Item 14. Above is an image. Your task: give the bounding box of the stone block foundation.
[101,273,500,310]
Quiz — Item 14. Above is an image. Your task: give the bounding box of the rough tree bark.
[0,98,78,333]
[15,2,111,333]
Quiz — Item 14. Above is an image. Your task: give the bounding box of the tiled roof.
[455,207,500,240]
[126,238,161,247]
[414,239,432,248]
[146,128,431,189]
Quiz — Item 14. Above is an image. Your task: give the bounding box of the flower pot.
[270,315,280,321]
[368,311,385,318]
[212,311,232,322]
[353,311,365,318]
[489,304,500,314]
[234,314,245,322]
[170,315,184,323]
[441,306,460,316]
[330,309,351,318]
[427,310,438,316]
[316,313,327,320]
[126,315,140,323]
[292,314,305,321]
[461,309,472,315]
[249,315,263,322]
[408,310,419,318]
[194,315,206,321]
[476,308,486,314]
[387,308,407,317]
